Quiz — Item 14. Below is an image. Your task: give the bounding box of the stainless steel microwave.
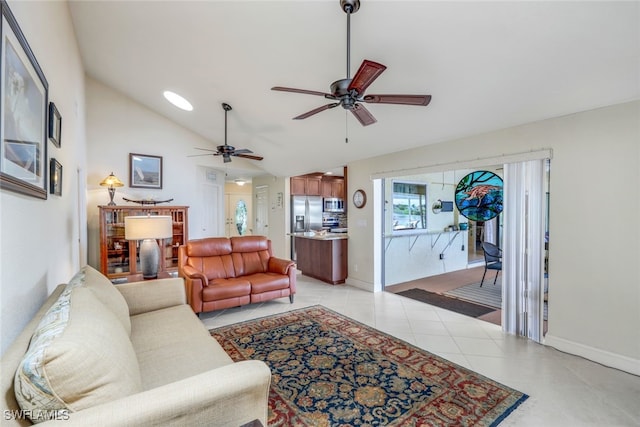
[323,197,344,212]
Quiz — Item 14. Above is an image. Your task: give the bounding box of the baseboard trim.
[345,277,373,292]
[544,334,640,376]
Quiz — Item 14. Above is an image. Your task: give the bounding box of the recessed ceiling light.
[163,90,193,111]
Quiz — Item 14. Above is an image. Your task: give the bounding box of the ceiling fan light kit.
[189,103,263,163]
[272,0,431,126]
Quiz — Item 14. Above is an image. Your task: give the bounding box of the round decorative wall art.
[455,170,503,221]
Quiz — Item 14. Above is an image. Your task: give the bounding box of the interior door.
[193,166,223,239]
[254,185,269,237]
[226,194,252,237]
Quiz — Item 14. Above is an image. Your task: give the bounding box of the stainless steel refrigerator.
[291,195,322,260]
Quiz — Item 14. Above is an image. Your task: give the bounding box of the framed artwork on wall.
[49,158,62,196]
[0,1,49,199]
[48,102,61,147]
[129,153,163,189]
[455,170,503,222]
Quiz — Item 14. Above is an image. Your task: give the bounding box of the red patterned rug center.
[210,305,527,426]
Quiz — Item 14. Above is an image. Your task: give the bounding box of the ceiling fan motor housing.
[330,78,358,109]
[340,0,360,14]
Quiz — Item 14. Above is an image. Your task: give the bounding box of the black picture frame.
[129,153,163,189]
[49,158,61,196]
[48,102,61,148]
[0,1,49,199]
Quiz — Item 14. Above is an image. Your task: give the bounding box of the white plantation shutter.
[502,159,546,342]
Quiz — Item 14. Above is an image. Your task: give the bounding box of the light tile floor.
[200,276,640,427]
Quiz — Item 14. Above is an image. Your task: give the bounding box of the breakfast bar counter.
[291,232,349,241]
[293,233,347,284]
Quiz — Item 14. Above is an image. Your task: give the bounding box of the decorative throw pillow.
[14,287,142,422]
[67,265,131,335]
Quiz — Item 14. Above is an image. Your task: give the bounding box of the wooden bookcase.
[99,205,189,281]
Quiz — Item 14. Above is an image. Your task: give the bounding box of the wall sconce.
[124,215,172,279]
[99,172,124,206]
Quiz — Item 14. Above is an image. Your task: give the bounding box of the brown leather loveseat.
[178,235,296,314]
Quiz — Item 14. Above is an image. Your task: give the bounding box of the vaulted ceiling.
[69,1,639,180]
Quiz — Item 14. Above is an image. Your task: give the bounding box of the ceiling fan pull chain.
[345,111,349,143]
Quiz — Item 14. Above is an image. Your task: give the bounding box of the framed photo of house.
[0,1,49,199]
[48,102,61,148]
[129,153,163,189]
[49,158,62,196]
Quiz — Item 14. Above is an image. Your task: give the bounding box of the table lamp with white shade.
[124,215,173,279]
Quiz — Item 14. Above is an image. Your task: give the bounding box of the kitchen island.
[293,233,348,284]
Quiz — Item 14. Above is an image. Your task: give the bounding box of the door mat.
[397,288,496,317]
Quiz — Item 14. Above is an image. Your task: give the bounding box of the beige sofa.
[1,266,270,426]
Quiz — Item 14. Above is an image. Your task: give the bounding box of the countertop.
[384,229,467,238]
[290,232,349,240]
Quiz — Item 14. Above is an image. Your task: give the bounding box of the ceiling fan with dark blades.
[272,0,431,126]
[189,103,263,163]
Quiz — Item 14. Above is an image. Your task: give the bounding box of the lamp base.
[139,238,160,279]
[107,187,117,206]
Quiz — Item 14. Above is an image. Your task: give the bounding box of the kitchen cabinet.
[290,177,306,195]
[294,235,347,284]
[99,205,188,281]
[291,175,322,196]
[321,177,345,198]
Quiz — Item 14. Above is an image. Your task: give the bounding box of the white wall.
[85,78,228,269]
[1,0,86,354]
[346,101,640,372]
[385,231,468,284]
[252,175,288,259]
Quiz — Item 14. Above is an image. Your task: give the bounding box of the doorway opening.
[380,158,550,339]
[224,180,252,237]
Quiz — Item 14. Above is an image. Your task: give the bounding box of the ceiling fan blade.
[193,147,217,152]
[293,102,340,120]
[348,60,387,95]
[234,153,264,161]
[363,94,432,106]
[232,148,253,154]
[187,154,215,157]
[350,103,377,126]
[272,86,333,98]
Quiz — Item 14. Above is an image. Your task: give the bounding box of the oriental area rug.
[210,305,528,426]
